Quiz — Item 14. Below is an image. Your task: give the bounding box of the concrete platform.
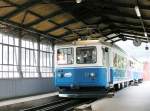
[91,81,150,111]
[0,92,58,111]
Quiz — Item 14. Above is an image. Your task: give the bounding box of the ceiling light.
[135,6,141,17]
[145,45,149,50]
[76,0,82,3]
[144,32,148,37]
[133,39,141,47]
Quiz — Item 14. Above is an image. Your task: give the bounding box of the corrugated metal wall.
[0,78,56,100]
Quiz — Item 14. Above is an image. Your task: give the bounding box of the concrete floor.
[91,81,150,111]
[0,92,58,111]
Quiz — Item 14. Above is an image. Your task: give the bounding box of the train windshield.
[76,46,97,64]
[57,48,74,65]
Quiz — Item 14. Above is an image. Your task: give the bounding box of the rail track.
[20,97,95,111]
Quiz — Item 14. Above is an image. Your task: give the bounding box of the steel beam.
[111,38,122,43]
[25,10,62,27]
[104,35,119,41]
[44,19,76,33]
[0,18,68,42]
[123,34,147,40]
[3,0,42,19]
[2,0,18,7]
[120,29,148,37]
[127,38,147,43]
[115,25,150,34]
[90,0,150,10]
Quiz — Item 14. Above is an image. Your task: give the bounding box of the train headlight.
[58,73,63,78]
[89,73,96,79]
[90,73,96,77]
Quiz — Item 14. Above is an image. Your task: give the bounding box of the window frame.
[0,34,20,78]
[57,47,74,65]
[40,43,53,78]
[76,46,97,64]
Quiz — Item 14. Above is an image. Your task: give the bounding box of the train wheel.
[124,82,127,87]
[120,83,123,89]
[127,81,129,86]
[114,84,119,91]
[122,83,125,88]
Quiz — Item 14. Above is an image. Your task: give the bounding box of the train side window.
[113,53,118,67]
[57,48,74,65]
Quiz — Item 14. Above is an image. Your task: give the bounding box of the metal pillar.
[37,37,41,77]
[18,31,23,78]
[52,41,55,76]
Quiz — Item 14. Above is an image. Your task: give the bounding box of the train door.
[102,47,111,84]
[102,47,109,67]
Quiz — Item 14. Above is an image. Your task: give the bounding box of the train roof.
[56,39,142,63]
[56,39,126,53]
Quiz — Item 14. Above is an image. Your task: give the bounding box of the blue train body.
[55,67,142,88]
[55,67,108,88]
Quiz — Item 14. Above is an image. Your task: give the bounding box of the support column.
[52,41,55,76]
[37,37,41,77]
[18,31,23,78]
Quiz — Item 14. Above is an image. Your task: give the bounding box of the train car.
[131,59,143,83]
[55,40,143,98]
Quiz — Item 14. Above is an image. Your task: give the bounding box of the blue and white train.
[55,40,143,98]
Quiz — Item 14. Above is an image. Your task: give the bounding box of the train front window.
[57,48,74,65]
[76,46,97,64]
